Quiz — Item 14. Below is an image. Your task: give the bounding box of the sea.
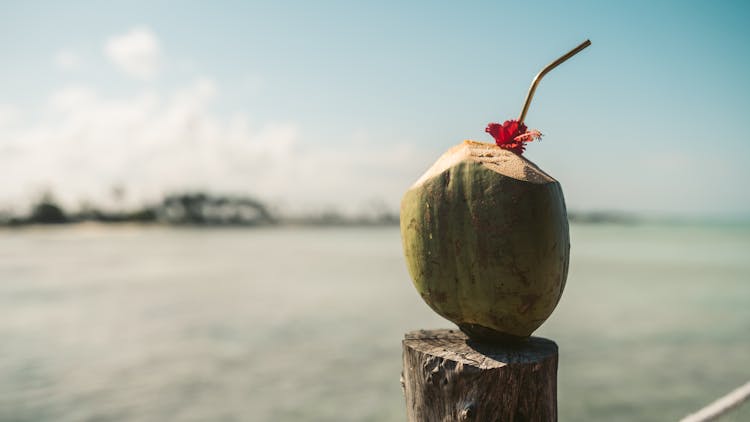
[0,222,748,421]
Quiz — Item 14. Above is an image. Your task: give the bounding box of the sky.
[1,0,749,218]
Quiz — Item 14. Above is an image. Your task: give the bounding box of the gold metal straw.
[517,39,591,124]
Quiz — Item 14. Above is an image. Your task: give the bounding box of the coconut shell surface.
[400,141,570,341]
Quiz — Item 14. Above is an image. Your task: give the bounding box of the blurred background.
[1,1,749,421]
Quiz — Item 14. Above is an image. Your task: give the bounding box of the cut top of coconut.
[411,140,556,188]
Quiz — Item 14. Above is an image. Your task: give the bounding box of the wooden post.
[402,329,558,422]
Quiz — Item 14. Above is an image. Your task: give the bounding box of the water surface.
[0,223,748,421]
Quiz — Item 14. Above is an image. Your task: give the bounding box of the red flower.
[485,119,540,154]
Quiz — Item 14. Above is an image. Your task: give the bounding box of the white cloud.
[0,79,425,215]
[54,49,81,71]
[0,104,20,128]
[104,27,161,80]
[0,26,441,216]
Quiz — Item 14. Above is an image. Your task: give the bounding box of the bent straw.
[517,39,591,125]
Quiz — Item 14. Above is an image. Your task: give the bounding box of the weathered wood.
[402,329,558,422]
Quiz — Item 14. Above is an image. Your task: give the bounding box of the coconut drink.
[400,41,590,342]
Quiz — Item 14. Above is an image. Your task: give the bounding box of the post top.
[403,329,558,370]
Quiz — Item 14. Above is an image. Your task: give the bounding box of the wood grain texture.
[402,329,558,422]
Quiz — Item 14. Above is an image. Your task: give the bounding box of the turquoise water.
[0,223,748,421]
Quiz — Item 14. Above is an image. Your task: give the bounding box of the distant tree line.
[0,192,400,227]
[0,192,636,228]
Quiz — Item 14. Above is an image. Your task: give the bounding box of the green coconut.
[400,140,570,342]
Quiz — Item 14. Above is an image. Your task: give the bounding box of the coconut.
[400,140,570,342]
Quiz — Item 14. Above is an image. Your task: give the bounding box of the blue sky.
[1,1,749,217]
